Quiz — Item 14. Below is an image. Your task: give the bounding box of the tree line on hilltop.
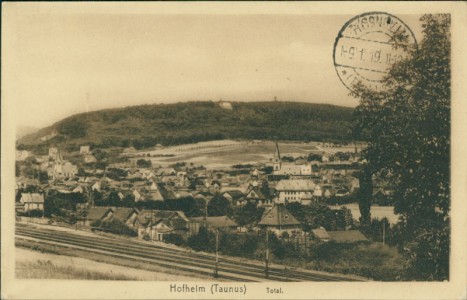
[18,101,355,151]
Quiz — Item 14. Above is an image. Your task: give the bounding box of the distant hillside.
[17,101,355,151]
[16,125,39,139]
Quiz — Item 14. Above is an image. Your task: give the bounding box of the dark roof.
[258,205,300,227]
[112,208,138,222]
[222,190,244,200]
[245,187,266,200]
[138,210,188,225]
[312,228,331,240]
[190,216,238,228]
[327,230,368,243]
[87,207,113,221]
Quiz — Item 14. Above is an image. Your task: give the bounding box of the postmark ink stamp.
[333,12,417,93]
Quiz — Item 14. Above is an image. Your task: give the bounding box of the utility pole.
[214,228,219,278]
[265,230,269,278]
[382,221,386,246]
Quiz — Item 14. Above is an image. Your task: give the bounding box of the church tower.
[273,141,281,171]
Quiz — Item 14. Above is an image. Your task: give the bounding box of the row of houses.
[85,204,367,244]
[85,206,239,241]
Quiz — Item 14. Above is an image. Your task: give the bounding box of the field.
[281,242,406,281]
[133,140,325,169]
[329,204,399,224]
[15,240,214,281]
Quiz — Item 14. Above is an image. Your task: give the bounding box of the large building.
[275,179,316,204]
[272,142,312,176]
[258,204,301,234]
[50,148,78,180]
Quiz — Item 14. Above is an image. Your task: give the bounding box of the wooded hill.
[18,101,355,151]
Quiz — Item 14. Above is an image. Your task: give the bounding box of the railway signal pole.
[214,228,219,278]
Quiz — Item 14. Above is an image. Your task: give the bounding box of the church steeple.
[55,146,63,165]
[273,141,281,171]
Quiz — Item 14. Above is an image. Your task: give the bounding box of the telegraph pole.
[382,221,386,246]
[214,228,219,278]
[265,230,269,278]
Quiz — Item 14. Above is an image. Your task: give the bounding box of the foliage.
[58,118,88,138]
[360,217,391,243]
[207,195,232,217]
[163,233,186,246]
[219,232,260,258]
[305,242,405,281]
[93,218,137,237]
[232,201,265,227]
[358,165,373,225]
[44,190,86,218]
[22,209,44,218]
[307,153,323,162]
[132,197,204,217]
[285,202,352,231]
[106,168,128,181]
[19,101,355,149]
[187,227,215,252]
[352,14,451,280]
[136,159,152,168]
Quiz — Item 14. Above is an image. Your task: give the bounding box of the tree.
[136,159,152,168]
[207,195,232,217]
[358,165,373,225]
[233,201,265,227]
[352,14,450,280]
[59,118,88,138]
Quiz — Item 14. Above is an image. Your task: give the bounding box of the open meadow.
[134,140,325,169]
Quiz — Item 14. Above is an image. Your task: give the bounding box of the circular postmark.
[333,12,417,93]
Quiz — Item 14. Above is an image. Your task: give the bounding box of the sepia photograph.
[2,2,466,300]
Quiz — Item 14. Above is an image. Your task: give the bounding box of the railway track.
[15,224,365,282]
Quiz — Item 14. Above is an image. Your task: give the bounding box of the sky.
[3,5,423,129]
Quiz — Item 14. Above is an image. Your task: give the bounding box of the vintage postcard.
[2,2,466,300]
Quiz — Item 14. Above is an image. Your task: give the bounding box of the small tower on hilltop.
[273,141,281,171]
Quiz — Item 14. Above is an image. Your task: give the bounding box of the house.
[91,182,101,192]
[133,189,145,202]
[112,207,140,229]
[85,207,114,226]
[18,193,45,212]
[221,190,245,206]
[311,227,331,242]
[48,147,58,158]
[139,210,189,241]
[155,168,176,177]
[72,185,84,194]
[325,229,368,243]
[84,154,97,163]
[244,186,270,207]
[313,185,323,198]
[323,186,336,199]
[275,179,316,204]
[145,189,165,201]
[258,204,301,234]
[80,145,91,155]
[335,188,350,197]
[188,216,238,235]
[16,150,31,161]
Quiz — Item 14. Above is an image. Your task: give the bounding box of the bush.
[26,209,44,218]
[99,219,137,237]
[163,234,186,246]
[187,227,215,252]
[142,233,151,241]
